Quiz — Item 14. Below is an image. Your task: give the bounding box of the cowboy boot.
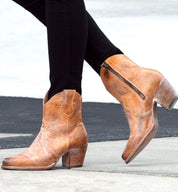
[100,54,178,164]
[1,89,88,170]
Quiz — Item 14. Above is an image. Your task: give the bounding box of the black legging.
[12,0,123,99]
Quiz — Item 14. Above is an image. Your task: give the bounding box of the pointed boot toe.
[2,157,13,168]
[1,154,30,170]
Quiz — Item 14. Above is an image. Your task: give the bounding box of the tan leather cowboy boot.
[1,90,88,170]
[100,54,178,164]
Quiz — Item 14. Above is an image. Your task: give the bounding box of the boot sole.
[1,163,56,170]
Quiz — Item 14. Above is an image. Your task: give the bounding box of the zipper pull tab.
[102,62,109,77]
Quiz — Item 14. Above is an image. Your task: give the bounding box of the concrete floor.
[1,137,178,192]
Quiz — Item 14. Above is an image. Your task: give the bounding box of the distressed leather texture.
[2,90,88,169]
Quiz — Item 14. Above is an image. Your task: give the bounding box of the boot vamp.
[2,130,67,168]
[2,152,56,168]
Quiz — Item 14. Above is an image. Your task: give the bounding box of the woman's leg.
[2,0,89,170]
[45,0,88,99]
[12,0,123,75]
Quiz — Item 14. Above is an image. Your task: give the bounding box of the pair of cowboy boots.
[2,54,177,170]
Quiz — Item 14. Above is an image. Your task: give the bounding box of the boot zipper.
[102,62,146,100]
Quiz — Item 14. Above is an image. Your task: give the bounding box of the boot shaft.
[42,89,84,135]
